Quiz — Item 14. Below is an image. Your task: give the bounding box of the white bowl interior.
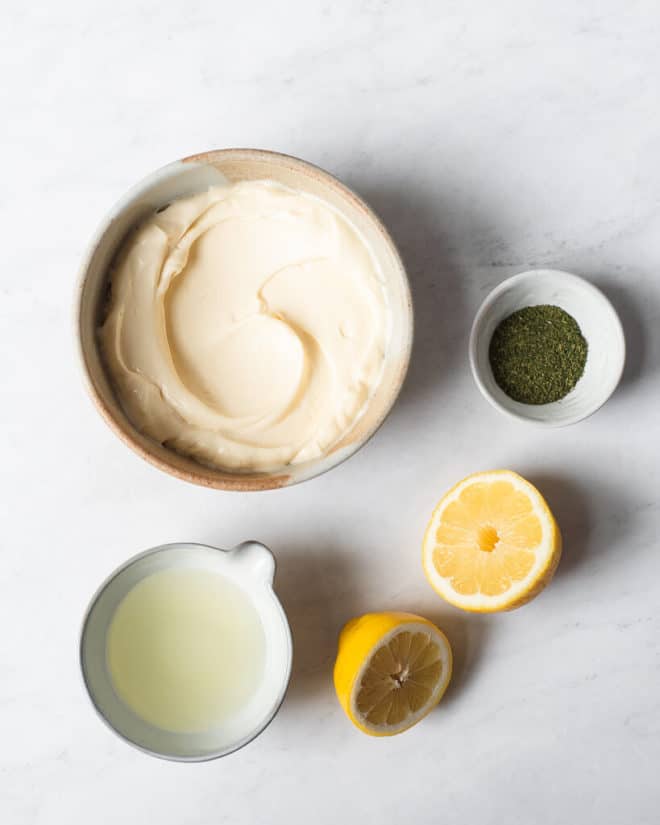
[470,270,625,426]
[80,543,292,760]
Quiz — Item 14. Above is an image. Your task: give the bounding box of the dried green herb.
[488,305,588,405]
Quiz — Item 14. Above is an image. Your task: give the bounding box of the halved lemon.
[333,612,452,736]
[422,470,561,613]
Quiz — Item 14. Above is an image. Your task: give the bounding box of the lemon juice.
[106,567,266,733]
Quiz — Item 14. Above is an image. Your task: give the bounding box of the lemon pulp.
[355,628,448,727]
[423,470,561,612]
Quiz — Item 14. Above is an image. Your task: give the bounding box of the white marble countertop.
[2,1,659,822]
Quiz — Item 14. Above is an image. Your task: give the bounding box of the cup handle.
[230,541,276,585]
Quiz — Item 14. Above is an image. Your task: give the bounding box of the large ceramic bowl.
[76,149,412,490]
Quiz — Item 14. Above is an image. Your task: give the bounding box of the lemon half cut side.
[334,612,452,736]
[423,470,562,613]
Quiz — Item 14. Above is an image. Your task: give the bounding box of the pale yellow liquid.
[106,568,266,733]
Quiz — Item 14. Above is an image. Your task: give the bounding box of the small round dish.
[469,269,625,427]
[76,149,412,491]
[80,541,292,762]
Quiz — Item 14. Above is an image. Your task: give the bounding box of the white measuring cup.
[80,541,292,761]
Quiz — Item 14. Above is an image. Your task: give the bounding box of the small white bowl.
[469,269,625,426]
[80,541,292,761]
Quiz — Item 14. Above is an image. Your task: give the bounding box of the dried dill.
[488,305,588,405]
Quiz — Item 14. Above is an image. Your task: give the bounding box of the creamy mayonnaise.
[100,180,389,471]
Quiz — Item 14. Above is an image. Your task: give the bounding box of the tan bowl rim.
[75,148,413,491]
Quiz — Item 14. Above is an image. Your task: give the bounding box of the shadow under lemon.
[274,546,365,704]
[524,471,636,582]
[272,542,489,726]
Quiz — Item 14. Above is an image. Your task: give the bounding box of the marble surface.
[2,1,660,822]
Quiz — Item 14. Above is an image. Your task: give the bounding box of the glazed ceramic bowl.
[76,149,412,490]
[469,269,625,426]
[80,541,292,761]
